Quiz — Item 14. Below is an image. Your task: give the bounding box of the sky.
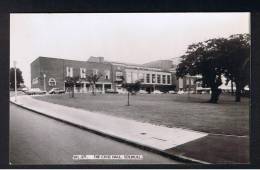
[10,13,250,87]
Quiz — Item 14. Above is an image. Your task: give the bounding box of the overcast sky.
[10,13,249,87]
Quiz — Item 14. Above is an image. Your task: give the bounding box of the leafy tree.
[176,39,225,103]
[220,34,250,102]
[176,34,250,103]
[65,76,80,98]
[122,77,141,106]
[85,70,103,95]
[9,67,24,90]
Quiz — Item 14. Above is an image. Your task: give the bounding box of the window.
[139,73,144,82]
[152,74,156,83]
[167,75,171,84]
[179,78,183,88]
[126,72,132,83]
[157,74,161,84]
[132,72,138,82]
[80,68,86,78]
[190,79,194,85]
[32,77,38,85]
[162,75,166,84]
[66,67,73,77]
[116,71,123,81]
[93,69,98,75]
[146,74,150,83]
[48,78,56,86]
[105,70,110,80]
[186,78,194,85]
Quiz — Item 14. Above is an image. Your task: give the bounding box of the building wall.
[85,62,113,83]
[31,58,42,89]
[31,56,179,93]
[39,57,65,91]
[31,57,114,92]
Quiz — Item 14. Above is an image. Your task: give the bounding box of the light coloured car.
[177,90,185,94]
[105,89,118,94]
[117,89,128,94]
[138,90,148,94]
[49,88,65,94]
[25,88,46,95]
[152,90,163,94]
[168,90,177,94]
[21,87,29,92]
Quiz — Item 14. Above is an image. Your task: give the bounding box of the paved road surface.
[10,103,182,165]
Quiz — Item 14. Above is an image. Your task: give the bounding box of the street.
[9,103,182,164]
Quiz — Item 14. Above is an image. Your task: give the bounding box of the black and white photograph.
[9,13,250,165]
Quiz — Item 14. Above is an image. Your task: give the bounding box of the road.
[9,103,182,165]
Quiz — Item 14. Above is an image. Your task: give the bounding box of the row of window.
[145,74,171,84]
[66,67,110,80]
[125,71,171,85]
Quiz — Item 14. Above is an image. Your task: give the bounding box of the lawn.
[34,93,249,136]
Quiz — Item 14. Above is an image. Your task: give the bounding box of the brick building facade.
[31,56,177,93]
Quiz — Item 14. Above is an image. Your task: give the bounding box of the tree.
[176,34,250,103]
[85,70,103,95]
[65,76,80,98]
[122,78,141,106]
[176,39,225,103]
[220,34,250,102]
[9,67,24,90]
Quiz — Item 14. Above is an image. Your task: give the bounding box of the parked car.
[21,87,29,93]
[25,88,46,95]
[138,90,148,94]
[49,88,65,94]
[177,90,185,94]
[168,90,177,94]
[105,89,118,94]
[117,89,128,94]
[152,90,163,94]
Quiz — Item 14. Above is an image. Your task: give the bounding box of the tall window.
[146,74,150,83]
[139,73,144,82]
[116,71,123,81]
[162,75,166,84]
[132,72,138,82]
[32,77,38,85]
[152,74,156,83]
[157,74,161,84]
[93,69,98,75]
[167,75,171,84]
[48,78,56,86]
[80,68,86,78]
[66,67,73,77]
[126,72,132,83]
[105,70,110,80]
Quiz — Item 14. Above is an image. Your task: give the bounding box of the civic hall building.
[31,56,197,93]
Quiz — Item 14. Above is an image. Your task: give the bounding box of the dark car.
[49,88,65,94]
[105,89,118,94]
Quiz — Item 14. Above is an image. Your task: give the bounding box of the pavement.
[10,95,209,164]
[10,103,182,165]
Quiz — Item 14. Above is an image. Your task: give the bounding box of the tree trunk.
[235,83,241,102]
[127,92,130,106]
[72,86,74,98]
[209,87,221,103]
[231,80,234,95]
[92,84,96,96]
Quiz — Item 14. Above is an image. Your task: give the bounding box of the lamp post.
[43,74,46,91]
[14,61,17,102]
[187,74,191,98]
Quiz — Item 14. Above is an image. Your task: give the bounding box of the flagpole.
[14,61,17,102]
